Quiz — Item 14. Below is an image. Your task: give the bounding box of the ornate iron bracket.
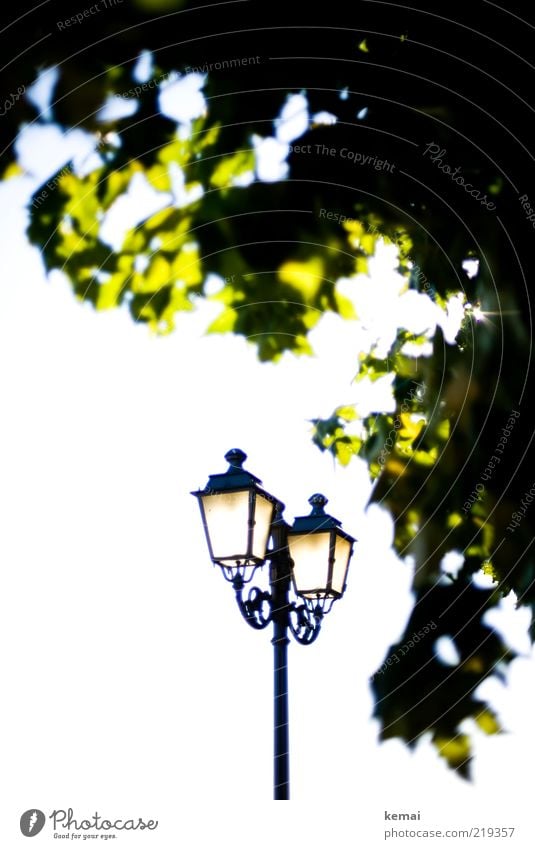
[233,575,273,630]
[232,574,324,642]
[288,600,323,645]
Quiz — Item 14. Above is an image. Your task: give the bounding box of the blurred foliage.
[3,0,535,778]
[372,583,510,775]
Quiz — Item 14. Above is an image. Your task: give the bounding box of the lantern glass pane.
[331,535,351,595]
[288,532,331,598]
[252,494,274,561]
[200,490,250,565]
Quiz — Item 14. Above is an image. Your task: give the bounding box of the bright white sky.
[1,69,534,846]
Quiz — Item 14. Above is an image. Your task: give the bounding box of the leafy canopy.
[4,0,535,778]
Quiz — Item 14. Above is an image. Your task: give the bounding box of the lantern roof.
[194,448,265,493]
[290,494,354,540]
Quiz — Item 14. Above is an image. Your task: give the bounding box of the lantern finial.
[225,448,247,471]
[308,493,328,515]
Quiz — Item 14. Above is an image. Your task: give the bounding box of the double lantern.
[192,448,354,607]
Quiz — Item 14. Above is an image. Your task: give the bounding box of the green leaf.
[433,734,471,776]
[208,308,237,334]
[278,258,324,301]
[210,149,255,190]
[475,708,501,735]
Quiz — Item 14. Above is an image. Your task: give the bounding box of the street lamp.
[192,448,356,800]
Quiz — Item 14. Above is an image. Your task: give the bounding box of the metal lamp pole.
[270,509,292,800]
[233,504,323,800]
[192,450,354,801]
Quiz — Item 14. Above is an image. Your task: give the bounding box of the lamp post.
[192,448,356,800]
